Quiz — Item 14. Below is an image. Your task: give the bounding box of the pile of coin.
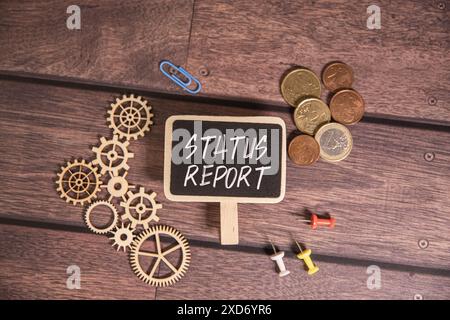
[281,62,365,165]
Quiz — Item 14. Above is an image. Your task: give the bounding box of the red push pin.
[298,213,335,229]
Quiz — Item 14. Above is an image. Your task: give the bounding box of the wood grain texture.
[1,1,448,123]
[0,0,193,92]
[3,223,448,300]
[1,0,448,300]
[186,0,450,122]
[0,78,449,273]
[0,223,156,299]
[157,245,450,300]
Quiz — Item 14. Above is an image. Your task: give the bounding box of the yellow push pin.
[269,241,290,277]
[295,240,319,275]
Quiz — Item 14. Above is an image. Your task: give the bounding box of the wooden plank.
[186,0,450,122]
[1,1,448,123]
[0,78,449,271]
[0,223,156,299]
[0,0,193,92]
[4,223,447,300]
[157,244,450,300]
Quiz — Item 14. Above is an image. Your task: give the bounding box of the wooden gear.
[92,135,134,175]
[107,94,154,141]
[109,223,135,252]
[54,94,191,287]
[120,187,163,229]
[56,159,102,206]
[84,200,119,235]
[101,171,135,201]
[129,225,190,287]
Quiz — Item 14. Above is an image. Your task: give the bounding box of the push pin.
[295,240,319,275]
[269,241,290,277]
[298,213,335,229]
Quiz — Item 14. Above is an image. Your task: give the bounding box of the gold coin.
[314,123,353,162]
[294,98,331,135]
[330,89,365,125]
[322,62,354,92]
[281,68,321,107]
[288,135,320,166]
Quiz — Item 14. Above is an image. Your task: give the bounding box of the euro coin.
[322,62,354,92]
[288,135,320,166]
[281,68,321,107]
[294,98,331,135]
[330,89,365,125]
[314,123,353,162]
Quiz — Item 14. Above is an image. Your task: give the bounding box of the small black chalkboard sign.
[164,116,286,245]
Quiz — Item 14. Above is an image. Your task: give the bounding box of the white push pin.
[269,241,290,277]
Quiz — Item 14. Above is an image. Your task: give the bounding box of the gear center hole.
[136,204,146,214]
[107,150,118,161]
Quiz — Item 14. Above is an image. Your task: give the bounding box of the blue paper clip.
[159,60,202,94]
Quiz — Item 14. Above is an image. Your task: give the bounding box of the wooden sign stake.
[220,201,239,245]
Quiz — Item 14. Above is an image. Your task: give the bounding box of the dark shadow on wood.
[1,216,449,278]
[2,71,450,131]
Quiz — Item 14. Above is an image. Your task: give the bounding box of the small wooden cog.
[92,135,134,175]
[56,159,102,206]
[109,223,135,252]
[107,94,154,141]
[84,200,119,235]
[101,171,135,201]
[120,187,162,229]
[129,225,191,287]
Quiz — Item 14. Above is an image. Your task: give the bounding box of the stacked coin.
[281,62,365,165]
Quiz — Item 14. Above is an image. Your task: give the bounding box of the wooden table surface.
[0,0,449,300]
